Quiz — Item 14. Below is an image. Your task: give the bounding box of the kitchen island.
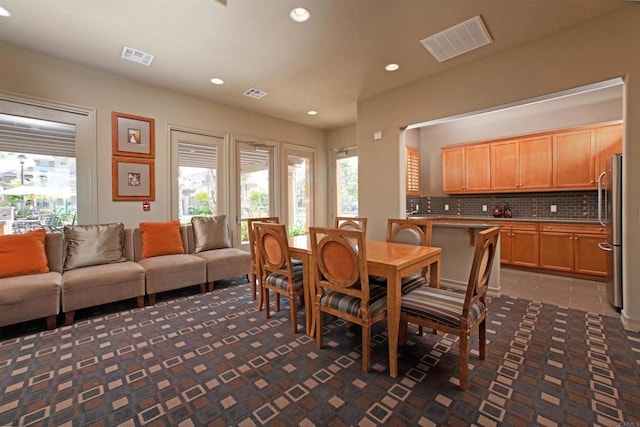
[428,220,502,297]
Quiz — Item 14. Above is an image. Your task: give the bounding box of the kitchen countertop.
[408,215,601,224]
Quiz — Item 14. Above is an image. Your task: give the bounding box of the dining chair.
[309,226,387,373]
[254,222,306,334]
[386,218,434,294]
[335,216,367,235]
[247,216,279,304]
[399,226,500,390]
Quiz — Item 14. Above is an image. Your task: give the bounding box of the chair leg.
[399,320,408,345]
[64,311,75,326]
[45,315,56,330]
[148,294,156,306]
[275,294,280,312]
[315,309,323,349]
[249,273,256,300]
[361,324,371,373]
[290,294,298,334]
[136,296,145,308]
[264,288,271,319]
[459,332,470,391]
[479,319,487,360]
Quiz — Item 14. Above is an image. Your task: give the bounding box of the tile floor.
[499,267,620,317]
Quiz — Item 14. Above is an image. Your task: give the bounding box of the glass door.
[236,141,275,247]
[283,147,314,235]
[335,149,358,218]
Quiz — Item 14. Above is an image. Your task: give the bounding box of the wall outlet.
[415,204,419,211]
[444,204,449,211]
[550,204,557,213]
[482,205,487,212]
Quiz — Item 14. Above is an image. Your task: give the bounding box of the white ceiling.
[0,0,631,130]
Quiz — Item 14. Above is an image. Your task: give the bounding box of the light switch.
[482,205,487,212]
[550,204,557,213]
[444,204,449,211]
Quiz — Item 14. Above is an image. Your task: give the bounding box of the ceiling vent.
[121,46,155,66]
[420,15,492,63]
[243,88,268,99]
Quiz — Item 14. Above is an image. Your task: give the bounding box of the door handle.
[598,242,613,252]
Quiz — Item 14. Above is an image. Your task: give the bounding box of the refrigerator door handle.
[598,241,613,252]
[597,171,606,227]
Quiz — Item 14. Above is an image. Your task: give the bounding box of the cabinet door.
[442,147,465,193]
[499,228,513,264]
[539,231,574,272]
[465,144,491,192]
[491,140,519,191]
[511,230,539,267]
[519,135,553,190]
[595,124,623,178]
[574,233,608,276]
[553,129,595,188]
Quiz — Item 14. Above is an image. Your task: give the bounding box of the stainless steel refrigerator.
[597,153,623,310]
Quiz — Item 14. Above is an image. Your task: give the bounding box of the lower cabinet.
[538,223,608,277]
[498,222,539,267]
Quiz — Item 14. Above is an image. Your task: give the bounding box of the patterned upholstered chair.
[254,222,306,334]
[399,226,500,390]
[386,218,434,294]
[247,216,279,305]
[309,226,387,373]
[335,217,367,235]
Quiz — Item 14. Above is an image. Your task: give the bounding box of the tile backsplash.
[407,191,598,220]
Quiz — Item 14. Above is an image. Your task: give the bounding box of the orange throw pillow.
[140,221,185,259]
[0,229,50,278]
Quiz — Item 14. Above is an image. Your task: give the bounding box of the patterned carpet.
[1,278,639,426]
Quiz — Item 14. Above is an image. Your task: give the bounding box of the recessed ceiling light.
[0,6,11,17]
[307,110,318,116]
[385,63,400,72]
[290,7,310,23]
[210,78,224,85]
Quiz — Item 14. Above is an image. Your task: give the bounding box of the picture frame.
[112,157,155,201]
[111,111,155,158]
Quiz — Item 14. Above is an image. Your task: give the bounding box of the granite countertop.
[408,215,601,224]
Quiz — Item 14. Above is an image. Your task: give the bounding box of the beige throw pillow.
[63,223,126,270]
[191,215,231,252]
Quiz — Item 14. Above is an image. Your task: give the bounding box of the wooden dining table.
[288,235,442,378]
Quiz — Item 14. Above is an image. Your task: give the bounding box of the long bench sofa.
[0,215,251,330]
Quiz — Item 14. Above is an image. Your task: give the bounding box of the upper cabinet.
[442,122,622,194]
[442,144,490,193]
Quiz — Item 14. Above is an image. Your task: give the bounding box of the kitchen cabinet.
[595,123,623,178]
[539,223,608,276]
[490,136,552,191]
[553,129,595,189]
[497,221,539,267]
[442,144,490,193]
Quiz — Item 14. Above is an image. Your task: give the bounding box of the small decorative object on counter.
[492,206,503,218]
[503,203,513,218]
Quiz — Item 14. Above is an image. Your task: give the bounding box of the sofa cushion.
[191,215,231,253]
[140,220,185,259]
[63,223,126,270]
[0,229,49,279]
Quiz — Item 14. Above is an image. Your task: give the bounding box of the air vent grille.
[420,15,492,63]
[243,88,268,99]
[121,46,155,66]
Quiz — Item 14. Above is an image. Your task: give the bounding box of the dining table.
[287,235,442,378]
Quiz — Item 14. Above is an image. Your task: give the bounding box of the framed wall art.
[112,111,155,158]
[112,157,155,201]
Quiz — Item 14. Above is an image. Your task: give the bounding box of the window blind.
[0,113,76,157]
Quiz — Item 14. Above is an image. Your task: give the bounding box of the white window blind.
[0,113,76,157]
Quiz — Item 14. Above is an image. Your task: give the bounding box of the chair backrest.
[386,218,433,246]
[309,226,370,301]
[463,226,500,314]
[335,217,367,235]
[254,222,292,277]
[247,217,280,263]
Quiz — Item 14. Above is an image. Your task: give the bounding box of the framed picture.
[112,157,155,201]
[112,111,155,158]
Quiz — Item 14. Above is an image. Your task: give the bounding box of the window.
[284,148,314,236]
[0,113,77,233]
[406,146,420,196]
[336,152,358,217]
[171,130,225,224]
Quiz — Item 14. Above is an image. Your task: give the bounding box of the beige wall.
[358,6,640,330]
[0,42,328,237]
